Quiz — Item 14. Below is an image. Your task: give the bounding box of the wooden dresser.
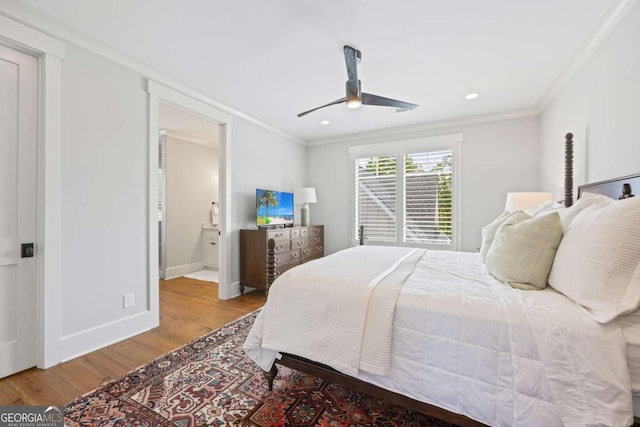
[240,225,324,294]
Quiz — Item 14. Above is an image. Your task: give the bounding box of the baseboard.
[59,310,158,362]
[165,261,205,280]
[225,281,257,300]
[224,281,251,299]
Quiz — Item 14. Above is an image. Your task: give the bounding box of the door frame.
[0,14,65,368]
[147,81,234,308]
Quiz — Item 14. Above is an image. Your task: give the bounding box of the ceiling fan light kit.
[297,45,418,117]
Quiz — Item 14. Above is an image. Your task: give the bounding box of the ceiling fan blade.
[343,45,360,84]
[361,92,418,111]
[297,97,346,117]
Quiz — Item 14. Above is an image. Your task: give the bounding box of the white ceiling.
[20,0,620,142]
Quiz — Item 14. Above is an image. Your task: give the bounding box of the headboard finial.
[564,133,574,207]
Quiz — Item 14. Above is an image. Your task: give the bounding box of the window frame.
[348,134,462,250]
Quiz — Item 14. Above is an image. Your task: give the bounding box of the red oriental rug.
[64,309,455,426]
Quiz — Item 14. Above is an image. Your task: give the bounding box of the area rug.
[242,370,454,427]
[64,309,455,426]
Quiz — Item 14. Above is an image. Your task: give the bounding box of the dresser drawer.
[274,249,300,264]
[268,229,290,241]
[308,235,323,245]
[272,240,290,253]
[301,244,323,260]
[291,237,309,249]
[308,226,322,237]
[290,228,301,239]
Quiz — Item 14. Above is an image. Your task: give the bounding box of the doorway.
[147,81,234,310]
[158,104,220,281]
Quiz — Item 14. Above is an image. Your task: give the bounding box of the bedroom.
[0,0,639,425]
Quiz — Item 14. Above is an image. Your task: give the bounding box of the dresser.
[240,225,324,294]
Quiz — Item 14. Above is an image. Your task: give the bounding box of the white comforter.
[244,247,633,426]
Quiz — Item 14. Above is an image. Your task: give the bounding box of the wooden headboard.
[578,173,640,200]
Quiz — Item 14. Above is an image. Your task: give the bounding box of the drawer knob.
[303,249,309,255]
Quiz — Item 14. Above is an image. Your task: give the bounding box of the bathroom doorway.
[158,104,220,283]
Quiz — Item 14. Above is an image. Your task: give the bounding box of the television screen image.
[256,189,294,226]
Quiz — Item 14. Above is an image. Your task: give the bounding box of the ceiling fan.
[297,45,418,118]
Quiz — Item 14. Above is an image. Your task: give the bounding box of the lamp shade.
[504,192,552,212]
[294,187,317,204]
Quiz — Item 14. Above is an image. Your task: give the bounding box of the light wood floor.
[0,277,265,406]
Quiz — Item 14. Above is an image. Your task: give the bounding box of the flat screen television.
[256,189,294,226]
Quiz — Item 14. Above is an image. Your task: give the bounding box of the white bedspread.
[244,247,633,426]
[244,245,419,376]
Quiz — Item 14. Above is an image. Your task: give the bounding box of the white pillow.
[525,200,563,217]
[549,196,640,323]
[558,192,613,231]
[480,211,529,261]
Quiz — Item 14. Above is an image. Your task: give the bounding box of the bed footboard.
[265,353,487,427]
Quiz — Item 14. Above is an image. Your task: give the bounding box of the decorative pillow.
[525,200,565,217]
[558,192,613,230]
[480,211,529,261]
[549,196,640,323]
[525,200,563,217]
[485,212,563,290]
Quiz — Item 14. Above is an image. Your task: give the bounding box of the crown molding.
[536,0,638,110]
[0,0,305,146]
[307,108,539,146]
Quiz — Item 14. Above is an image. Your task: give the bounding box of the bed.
[244,158,640,425]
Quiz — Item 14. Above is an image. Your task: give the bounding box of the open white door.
[0,44,38,378]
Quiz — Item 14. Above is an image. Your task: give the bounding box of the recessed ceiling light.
[465,92,480,100]
[320,120,330,125]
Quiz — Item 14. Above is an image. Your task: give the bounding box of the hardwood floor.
[0,277,265,406]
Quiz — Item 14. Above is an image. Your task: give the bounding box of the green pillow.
[485,212,563,290]
[480,211,529,261]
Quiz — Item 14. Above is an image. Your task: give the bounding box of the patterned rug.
[64,310,455,426]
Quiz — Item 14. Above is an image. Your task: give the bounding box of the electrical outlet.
[123,293,135,308]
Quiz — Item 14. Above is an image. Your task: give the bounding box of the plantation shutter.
[403,150,453,245]
[157,168,166,222]
[354,156,397,243]
[350,134,460,249]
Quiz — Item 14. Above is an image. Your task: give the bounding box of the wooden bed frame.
[259,132,638,426]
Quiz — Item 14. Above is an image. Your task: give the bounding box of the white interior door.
[0,44,38,378]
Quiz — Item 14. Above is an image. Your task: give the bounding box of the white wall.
[166,136,218,273]
[230,117,307,284]
[60,44,149,347]
[307,115,540,254]
[55,42,305,360]
[540,2,640,197]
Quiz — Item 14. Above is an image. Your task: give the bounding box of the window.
[355,156,398,243]
[157,168,166,222]
[403,150,453,245]
[349,135,461,249]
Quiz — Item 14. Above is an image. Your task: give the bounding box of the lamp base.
[301,205,310,226]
